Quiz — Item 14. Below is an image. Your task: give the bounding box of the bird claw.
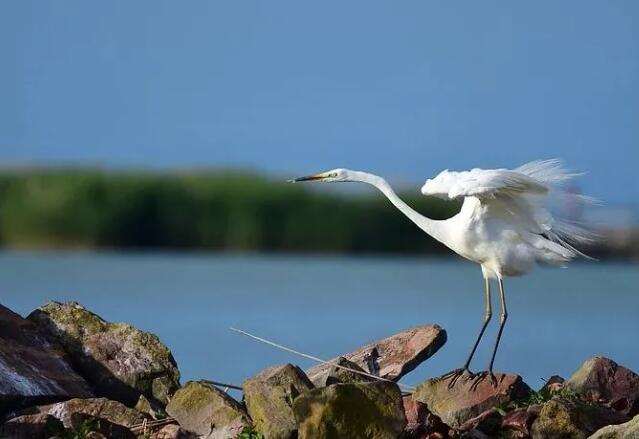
[437,368,472,389]
[469,370,499,391]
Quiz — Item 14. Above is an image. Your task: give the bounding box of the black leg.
[442,278,492,388]
[462,277,492,370]
[487,278,508,381]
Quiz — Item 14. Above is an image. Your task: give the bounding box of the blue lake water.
[1,250,637,393]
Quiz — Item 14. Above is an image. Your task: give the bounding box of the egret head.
[288,168,353,183]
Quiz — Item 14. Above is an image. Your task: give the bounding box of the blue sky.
[1,1,638,202]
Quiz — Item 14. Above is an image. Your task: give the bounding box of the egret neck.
[351,171,450,246]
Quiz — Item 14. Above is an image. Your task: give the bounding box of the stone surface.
[35,397,149,429]
[458,409,502,436]
[403,395,450,438]
[589,413,639,439]
[150,424,198,439]
[166,380,250,439]
[69,412,136,439]
[0,413,65,439]
[306,325,446,384]
[243,364,314,439]
[413,371,531,428]
[530,398,629,439]
[566,357,639,416]
[311,356,376,387]
[28,301,180,405]
[501,405,541,438]
[0,304,93,412]
[293,381,406,439]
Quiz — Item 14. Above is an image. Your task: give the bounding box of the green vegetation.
[237,427,265,439]
[0,168,459,253]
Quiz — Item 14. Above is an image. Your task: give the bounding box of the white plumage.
[291,159,595,381]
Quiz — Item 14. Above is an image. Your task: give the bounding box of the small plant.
[237,426,265,439]
[65,418,101,439]
[494,378,581,416]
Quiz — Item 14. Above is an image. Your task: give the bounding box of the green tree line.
[0,168,460,254]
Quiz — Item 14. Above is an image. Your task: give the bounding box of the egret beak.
[287,173,327,183]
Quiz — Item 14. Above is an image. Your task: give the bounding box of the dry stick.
[201,379,243,391]
[230,327,416,392]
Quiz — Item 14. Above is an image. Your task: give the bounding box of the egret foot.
[469,370,498,391]
[437,368,472,389]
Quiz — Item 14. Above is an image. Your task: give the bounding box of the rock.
[243,364,314,439]
[412,371,531,428]
[28,301,180,405]
[501,405,541,438]
[311,356,376,387]
[403,395,450,438]
[166,380,250,439]
[35,397,149,429]
[293,381,406,439]
[530,398,629,439]
[566,357,639,416]
[0,413,65,439]
[589,413,639,439]
[151,424,198,439]
[68,412,136,439]
[306,325,446,385]
[458,408,502,436]
[0,304,93,412]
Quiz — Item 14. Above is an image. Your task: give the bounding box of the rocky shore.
[1,301,638,439]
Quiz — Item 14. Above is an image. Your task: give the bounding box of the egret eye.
[329,173,338,178]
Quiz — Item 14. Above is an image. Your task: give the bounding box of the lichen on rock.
[28,301,180,406]
[293,381,407,439]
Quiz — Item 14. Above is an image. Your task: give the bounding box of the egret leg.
[463,277,492,370]
[442,278,492,388]
[474,278,507,388]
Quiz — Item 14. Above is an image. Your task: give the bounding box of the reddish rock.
[306,325,446,385]
[413,371,531,428]
[0,413,64,439]
[458,408,502,436]
[0,304,93,413]
[566,357,639,416]
[403,396,450,438]
[501,405,541,438]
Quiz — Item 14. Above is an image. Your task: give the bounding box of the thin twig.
[230,327,416,392]
[201,379,243,391]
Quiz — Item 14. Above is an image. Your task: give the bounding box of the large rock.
[566,357,639,416]
[0,304,93,413]
[530,398,629,439]
[28,301,180,405]
[166,380,250,439]
[243,364,314,439]
[306,325,446,385]
[35,397,149,429]
[293,381,406,439]
[0,413,65,439]
[589,413,639,439]
[413,371,531,428]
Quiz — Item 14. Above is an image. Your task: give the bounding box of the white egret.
[290,159,594,387]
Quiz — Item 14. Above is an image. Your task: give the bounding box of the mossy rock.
[589,413,639,439]
[243,364,314,439]
[28,301,180,405]
[530,398,629,439]
[166,380,250,438]
[293,381,406,439]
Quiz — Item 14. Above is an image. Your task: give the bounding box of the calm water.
[1,251,637,392]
